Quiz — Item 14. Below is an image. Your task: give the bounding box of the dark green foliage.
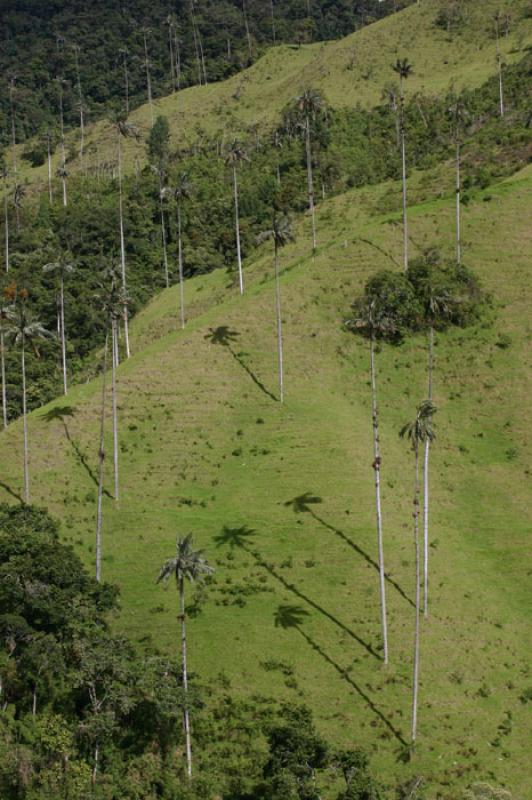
[148,114,171,170]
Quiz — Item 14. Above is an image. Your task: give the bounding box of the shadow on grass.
[285,493,414,608]
[41,405,112,498]
[274,603,407,748]
[205,326,277,402]
[214,525,381,661]
[0,480,24,504]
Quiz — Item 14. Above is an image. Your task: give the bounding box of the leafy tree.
[392,58,413,271]
[400,400,436,747]
[157,534,214,778]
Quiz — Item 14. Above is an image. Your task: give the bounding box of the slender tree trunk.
[270,0,276,43]
[233,166,244,294]
[1,327,7,429]
[144,34,154,125]
[305,116,317,253]
[159,177,169,287]
[32,686,37,717]
[60,274,68,394]
[168,23,176,90]
[198,32,208,85]
[190,10,203,85]
[95,335,109,583]
[58,85,68,207]
[412,443,421,746]
[242,0,253,63]
[370,330,388,664]
[73,47,85,169]
[111,318,119,504]
[455,139,461,265]
[400,85,408,272]
[123,52,130,116]
[92,742,99,785]
[21,336,29,503]
[3,191,8,273]
[117,134,131,358]
[47,135,53,203]
[273,241,284,403]
[9,81,17,180]
[423,325,433,619]
[495,19,505,117]
[174,31,181,89]
[179,579,193,779]
[177,202,185,329]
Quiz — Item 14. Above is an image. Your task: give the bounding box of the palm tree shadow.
[205,326,277,402]
[41,405,112,498]
[274,604,407,748]
[285,493,414,608]
[214,525,381,661]
[0,480,24,504]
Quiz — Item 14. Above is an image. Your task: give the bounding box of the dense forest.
[0,0,408,145]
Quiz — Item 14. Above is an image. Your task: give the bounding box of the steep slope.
[1,162,530,795]
[13,0,532,186]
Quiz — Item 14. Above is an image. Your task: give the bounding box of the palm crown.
[157,534,214,585]
[225,140,248,166]
[393,58,414,81]
[400,400,437,451]
[43,253,76,278]
[296,88,323,117]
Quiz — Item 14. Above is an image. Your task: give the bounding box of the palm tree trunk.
[190,8,203,85]
[274,241,284,403]
[174,30,181,89]
[3,192,8,273]
[1,327,7,429]
[158,178,169,288]
[168,24,176,90]
[242,0,253,63]
[305,116,317,253]
[455,139,461,265]
[73,47,85,169]
[233,166,244,294]
[495,20,505,117]
[111,319,119,504]
[270,0,276,43]
[32,685,37,717]
[423,325,433,619]
[59,88,68,207]
[412,444,421,746]
[123,51,130,115]
[21,335,29,503]
[143,34,154,126]
[117,134,131,358]
[47,135,53,203]
[370,330,388,664]
[179,579,193,779]
[92,742,99,785]
[95,334,109,583]
[60,275,68,395]
[400,88,408,272]
[177,202,185,329]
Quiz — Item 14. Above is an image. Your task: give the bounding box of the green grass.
[1,160,531,795]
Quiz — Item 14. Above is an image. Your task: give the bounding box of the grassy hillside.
[1,155,530,796]
[13,0,532,187]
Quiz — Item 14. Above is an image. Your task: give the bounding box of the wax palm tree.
[42,254,76,395]
[258,214,294,403]
[55,78,69,207]
[157,535,214,779]
[400,400,436,747]
[114,116,140,358]
[71,44,85,168]
[296,89,323,254]
[392,59,413,271]
[449,96,468,265]
[7,297,50,503]
[162,173,192,329]
[494,12,505,117]
[2,164,9,273]
[225,141,249,294]
[152,166,170,288]
[0,305,9,429]
[347,299,397,665]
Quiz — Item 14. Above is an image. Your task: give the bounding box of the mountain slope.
[1,161,530,795]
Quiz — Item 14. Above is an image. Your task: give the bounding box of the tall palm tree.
[348,299,397,666]
[2,164,9,273]
[42,254,76,395]
[71,44,85,168]
[95,330,109,584]
[152,166,170,288]
[449,97,468,265]
[55,78,69,207]
[114,117,140,359]
[7,297,50,503]
[296,89,323,254]
[0,305,9,430]
[392,58,413,271]
[225,140,249,295]
[494,12,505,117]
[162,173,192,329]
[157,535,214,779]
[400,400,436,747]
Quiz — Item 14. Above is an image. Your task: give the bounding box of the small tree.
[392,59,413,271]
[157,535,214,779]
[400,400,436,747]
